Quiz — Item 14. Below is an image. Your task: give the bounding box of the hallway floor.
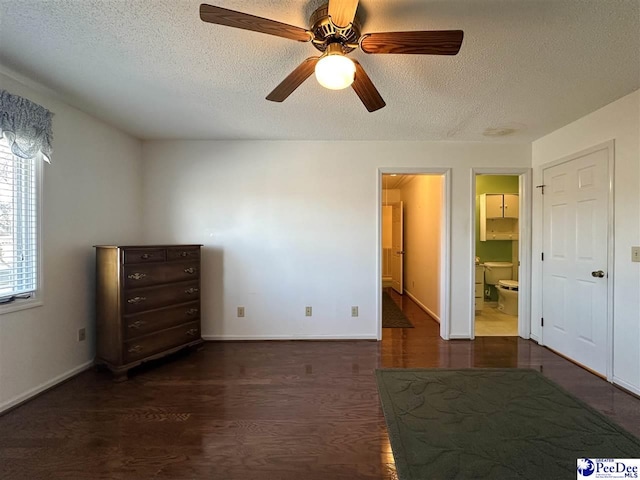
[1,294,639,479]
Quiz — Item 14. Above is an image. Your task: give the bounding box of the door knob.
[591,270,605,278]
[396,251,405,255]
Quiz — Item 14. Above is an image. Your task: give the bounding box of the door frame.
[377,168,452,340]
[538,140,615,380]
[470,168,533,339]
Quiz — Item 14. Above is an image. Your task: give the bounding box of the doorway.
[471,168,532,340]
[381,176,408,295]
[378,169,451,340]
[474,175,520,336]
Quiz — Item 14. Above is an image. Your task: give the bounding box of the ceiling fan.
[199,1,463,112]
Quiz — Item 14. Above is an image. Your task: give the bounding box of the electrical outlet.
[305,306,312,317]
[77,328,86,342]
[632,246,640,263]
[351,306,359,317]
[237,306,245,317]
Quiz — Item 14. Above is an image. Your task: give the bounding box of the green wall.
[476,175,519,300]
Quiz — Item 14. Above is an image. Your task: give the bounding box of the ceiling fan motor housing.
[310,4,361,53]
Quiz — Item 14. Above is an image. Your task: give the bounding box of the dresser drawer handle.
[127,272,147,280]
[184,288,199,295]
[140,253,153,259]
[128,345,143,353]
[128,320,147,329]
[184,267,196,274]
[186,328,199,336]
[179,251,190,257]
[127,296,147,304]
[186,308,199,316]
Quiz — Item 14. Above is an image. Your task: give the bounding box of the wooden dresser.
[95,245,204,381]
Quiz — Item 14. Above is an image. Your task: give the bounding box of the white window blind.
[0,136,38,300]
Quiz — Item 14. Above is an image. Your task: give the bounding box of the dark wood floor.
[2,290,640,479]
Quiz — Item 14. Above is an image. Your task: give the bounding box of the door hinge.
[536,184,546,194]
[541,317,544,327]
[541,252,544,261]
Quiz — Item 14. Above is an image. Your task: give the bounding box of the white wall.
[401,175,443,320]
[531,90,640,395]
[0,69,143,411]
[141,141,530,340]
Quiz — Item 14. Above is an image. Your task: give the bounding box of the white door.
[542,146,609,375]
[391,201,404,294]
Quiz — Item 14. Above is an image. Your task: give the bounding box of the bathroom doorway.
[474,174,520,336]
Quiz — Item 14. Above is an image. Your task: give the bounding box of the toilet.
[497,279,519,316]
[484,262,518,316]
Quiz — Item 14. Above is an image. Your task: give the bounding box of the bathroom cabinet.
[480,193,519,241]
[484,194,519,219]
[475,264,484,312]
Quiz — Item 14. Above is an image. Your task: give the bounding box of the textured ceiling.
[0,0,638,142]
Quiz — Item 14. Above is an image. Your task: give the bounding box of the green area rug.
[376,368,640,479]
[382,291,413,328]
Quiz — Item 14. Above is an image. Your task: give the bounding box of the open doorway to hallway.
[381,174,443,336]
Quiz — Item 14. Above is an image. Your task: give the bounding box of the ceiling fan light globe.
[315,54,356,90]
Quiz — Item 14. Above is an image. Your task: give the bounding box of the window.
[0,135,40,308]
[0,88,50,311]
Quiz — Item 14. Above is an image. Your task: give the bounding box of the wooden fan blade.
[328,0,359,28]
[351,60,385,112]
[266,57,320,102]
[361,30,464,55]
[200,4,311,42]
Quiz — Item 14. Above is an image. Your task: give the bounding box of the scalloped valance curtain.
[0,89,53,163]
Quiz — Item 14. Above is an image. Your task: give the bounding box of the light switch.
[632,246,640,263]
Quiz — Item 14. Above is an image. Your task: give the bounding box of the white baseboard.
[202,334,378,341]
[612,377,640,397]
[0,360,94,414]
[404,290,440,324]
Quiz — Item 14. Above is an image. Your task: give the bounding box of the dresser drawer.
[167,247,200,261]
[123,248,166,264]
[123,261,199,288]
[124,301,200,339]
[124,281,200,314]
[124,321,200,363]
